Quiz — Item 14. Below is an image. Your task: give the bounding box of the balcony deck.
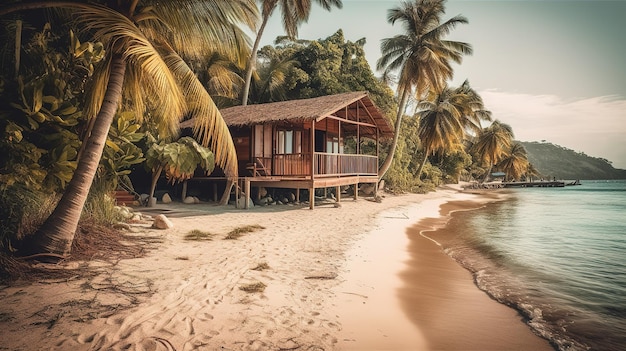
[240,152,380,209]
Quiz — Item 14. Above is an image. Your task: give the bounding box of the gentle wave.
[438,180,626,351]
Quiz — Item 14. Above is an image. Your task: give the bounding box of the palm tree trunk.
[377,88,409,179]
[219,179,234,205]
[148,165,164,207]
[22,54,126,258]
[241,13,270,106]
[415,145,431,180]
[482,163,493,183]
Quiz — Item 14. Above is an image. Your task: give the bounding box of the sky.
[257,0,626,169]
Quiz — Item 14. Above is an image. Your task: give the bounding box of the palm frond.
[138,0,257,62]
[162,48,238,178]
[72,3,186,137]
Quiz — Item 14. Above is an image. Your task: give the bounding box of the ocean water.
[441,180,626,351]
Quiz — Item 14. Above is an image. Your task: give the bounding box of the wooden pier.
[502,180,580,188]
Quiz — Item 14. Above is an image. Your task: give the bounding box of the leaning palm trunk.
[241,13,270,106]
[378,88,409,179]
[23,55,126,258]
[482,164,493,183]
[415,145,431,180]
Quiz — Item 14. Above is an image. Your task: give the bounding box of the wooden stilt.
[235,179,240,209]
[354,183,358,201]
[309,187,315,209]
[245,179,251,209]
[336,186,341,203]
[296,188,300,203]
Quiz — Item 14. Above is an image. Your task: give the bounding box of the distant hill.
[520,141,626,180]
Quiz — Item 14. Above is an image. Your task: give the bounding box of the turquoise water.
[443,180,626,350]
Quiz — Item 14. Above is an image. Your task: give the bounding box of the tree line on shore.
[0,0,536,263]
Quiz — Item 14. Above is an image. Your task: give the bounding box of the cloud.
[480,90,626,169]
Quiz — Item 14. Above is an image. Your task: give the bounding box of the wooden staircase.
[113,190,137,206]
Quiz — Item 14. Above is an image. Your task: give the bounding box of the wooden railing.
[249,152,378,177]
[314,153,377,176]
[272,153,311,176]
[252,153,378,177]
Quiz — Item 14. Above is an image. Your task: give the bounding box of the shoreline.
[402,197,554,350]
[0,187,553,350]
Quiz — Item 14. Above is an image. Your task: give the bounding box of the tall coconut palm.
[377,0,472,178]
[0,0,257,258]
[498,141,529,181]
[472,120,514,183]
[525,163,541,182]
[241,0,343,106]
[251,46,299,103]
[413,80,491,178]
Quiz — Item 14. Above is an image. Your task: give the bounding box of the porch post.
[310,120,315,210]
[338,119,341,173]
[233,180,238,208]
[309,187,315,209]
[354,183,358,201]
[245,178,251,209]
[336,186,341,203]
[357,107,360,155]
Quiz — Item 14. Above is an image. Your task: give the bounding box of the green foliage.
[99,111,145,192]
[259,30,397,117]
[0,23,103,192]
[0,185,57,250]
[436,150,472,183]
[146,136,216,184]
[83,182,124,225]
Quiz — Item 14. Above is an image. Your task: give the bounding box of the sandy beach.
[0,187,553,350]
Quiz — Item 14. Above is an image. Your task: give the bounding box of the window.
[277,129,302,154]
[326,136,340,153]
[254,125,272,157]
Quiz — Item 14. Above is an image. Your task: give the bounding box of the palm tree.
[0,0,257,258]
[376,0,472,178]
[472,120,514,183]
[498,142,529,181]
[201,51,246,108]
[241,0,343,106]
[251,46,299,103]
[414,80,491,178]
[524,163,540,182]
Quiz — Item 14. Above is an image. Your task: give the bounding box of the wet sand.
[402,200,554,350]
[336,195,555,350]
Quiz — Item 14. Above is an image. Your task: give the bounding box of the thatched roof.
[180,91,393,138]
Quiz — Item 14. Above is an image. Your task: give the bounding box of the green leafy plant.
[145,136,215,205]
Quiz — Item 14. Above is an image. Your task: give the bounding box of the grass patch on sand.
[224,224,265,240]
[239,281,267,293]
[184,229,215,241]
[251,262,270,271]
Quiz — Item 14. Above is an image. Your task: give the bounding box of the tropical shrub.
[0,23,103,192]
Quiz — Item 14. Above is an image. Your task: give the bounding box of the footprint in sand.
[76,333,96,344]
[197,312,214,321]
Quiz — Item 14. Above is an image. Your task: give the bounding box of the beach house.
[180,91,394,209]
